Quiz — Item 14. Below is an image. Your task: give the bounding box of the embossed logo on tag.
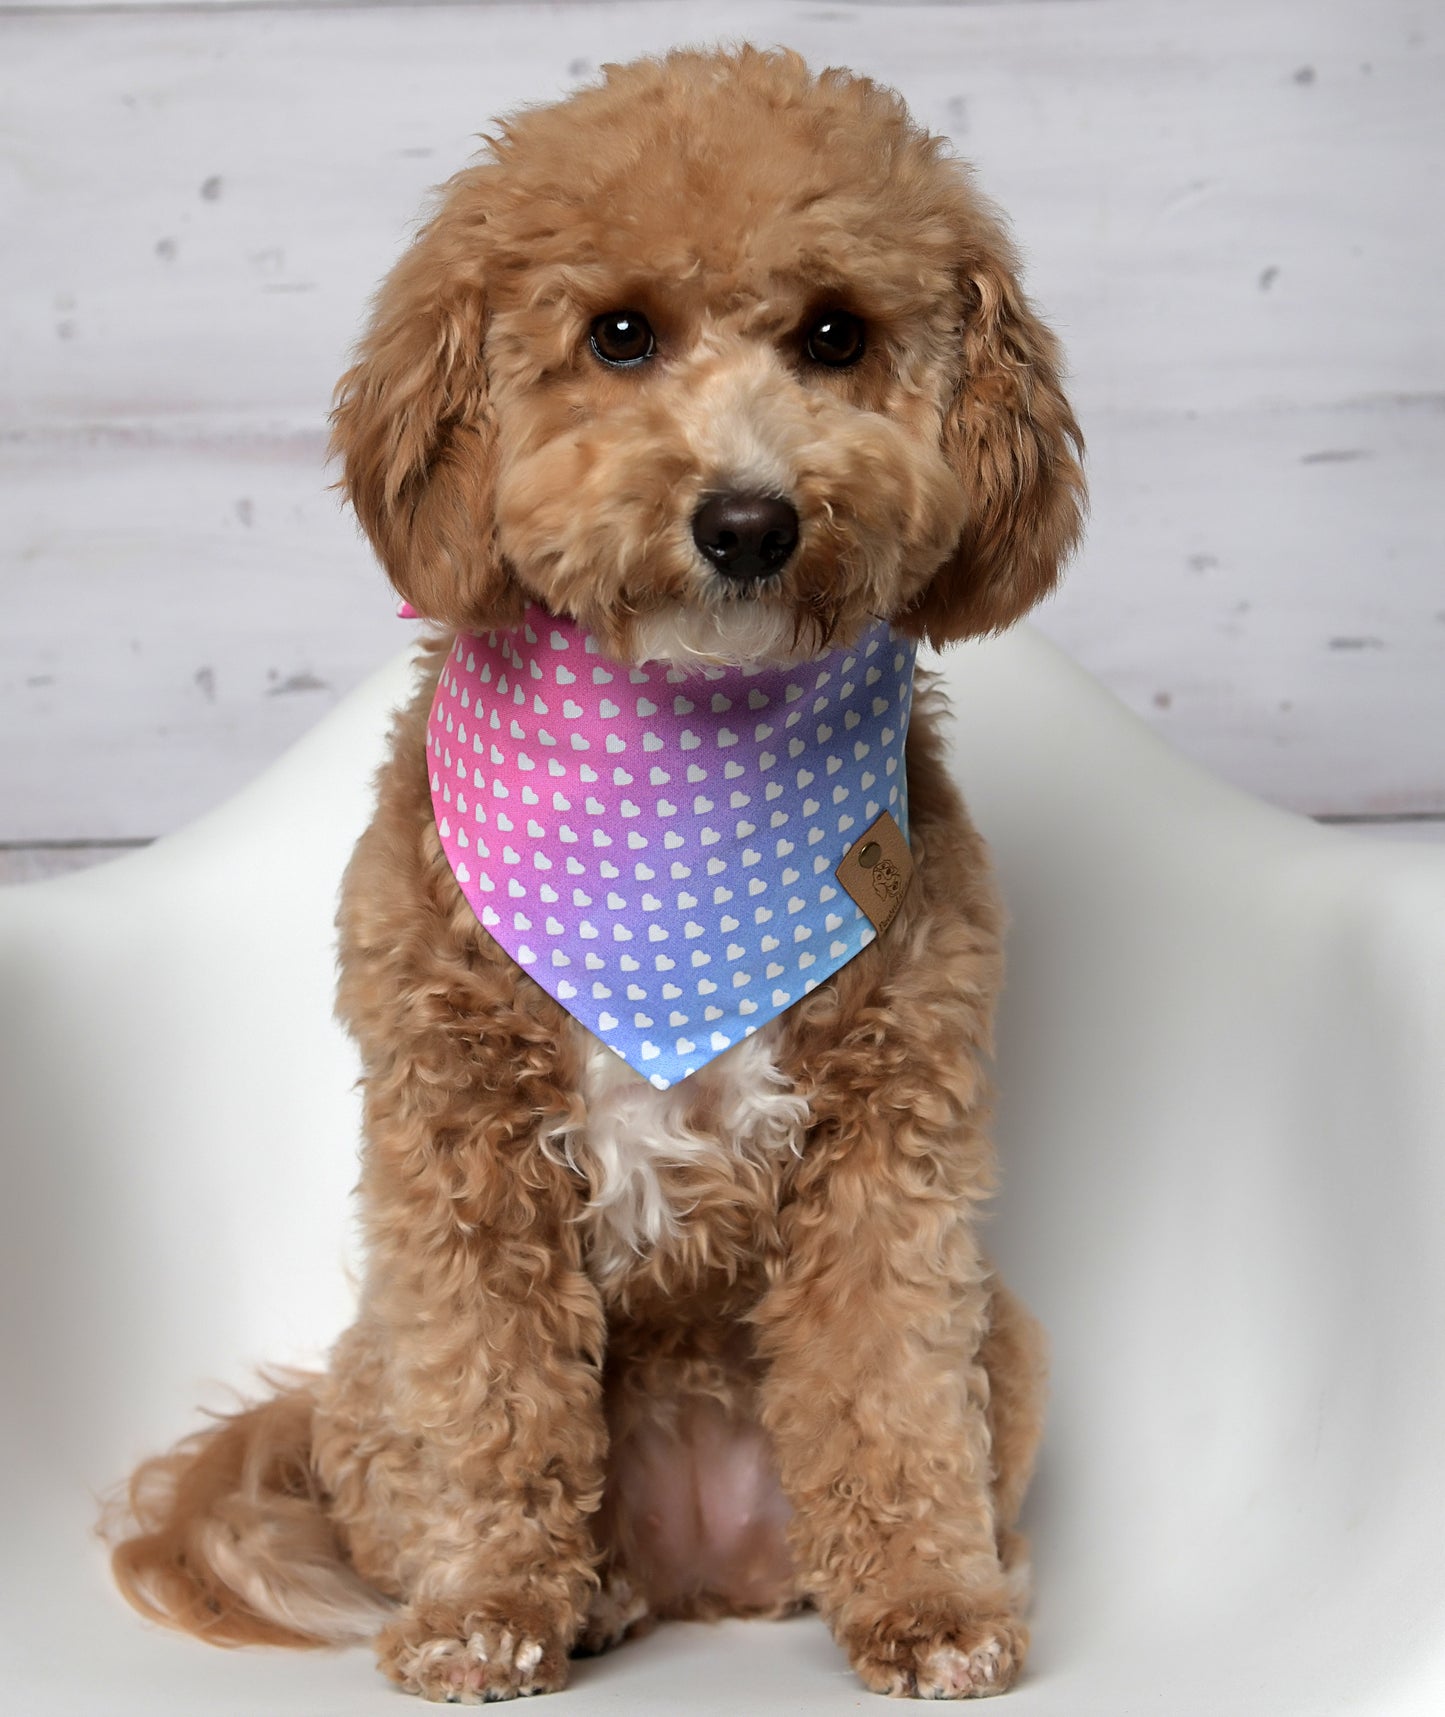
[835,810,913,933]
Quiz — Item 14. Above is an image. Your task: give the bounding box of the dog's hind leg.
[979,1272,1049,1580]
[583,1322,802,1649]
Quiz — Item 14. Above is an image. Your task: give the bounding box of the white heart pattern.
[428,605,914,1088]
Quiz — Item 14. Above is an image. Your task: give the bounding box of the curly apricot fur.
[107,47,1079,1703]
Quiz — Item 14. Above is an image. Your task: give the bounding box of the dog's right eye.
[589,311,655,368]
[804,309,867,368]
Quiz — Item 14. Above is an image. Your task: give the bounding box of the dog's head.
[332,48,1085,665]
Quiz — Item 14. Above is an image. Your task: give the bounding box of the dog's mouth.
[587,484,835,669]
[618,500,886,670]
[625,587,818,670]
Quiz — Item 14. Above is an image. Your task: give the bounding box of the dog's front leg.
[756,1106,1024,1700]
[331,1091,606,1704]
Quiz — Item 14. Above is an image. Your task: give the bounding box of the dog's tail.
[103,1374,394,1648]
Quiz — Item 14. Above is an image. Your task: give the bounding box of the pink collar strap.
[427,605,916,1088]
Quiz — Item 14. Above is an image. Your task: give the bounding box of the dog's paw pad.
[915,1630,1016,1699]
[378,1606,567,1703]
[843,1600,1026,1700]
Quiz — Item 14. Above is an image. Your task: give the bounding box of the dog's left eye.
[804,310,867,368]
[589,311,656,368]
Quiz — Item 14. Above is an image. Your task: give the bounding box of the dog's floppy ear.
[331,171,519,630]
[900,224,1086,645]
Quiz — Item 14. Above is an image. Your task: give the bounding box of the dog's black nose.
[691,493,799,582]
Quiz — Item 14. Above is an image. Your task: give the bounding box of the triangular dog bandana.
[427,606,916,1088]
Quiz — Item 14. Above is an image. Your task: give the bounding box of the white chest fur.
[553,1019,809,1280]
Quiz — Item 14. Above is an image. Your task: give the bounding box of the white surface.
[2,627,1443,1712]
[2,0,1442,845]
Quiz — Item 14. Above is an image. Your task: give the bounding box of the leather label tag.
[835,810,914,933]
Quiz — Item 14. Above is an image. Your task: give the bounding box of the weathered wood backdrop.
[2,0,1442,881]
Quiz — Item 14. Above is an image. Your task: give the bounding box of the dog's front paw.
[841,1596,1027,1700]
[376,1598,571,1703]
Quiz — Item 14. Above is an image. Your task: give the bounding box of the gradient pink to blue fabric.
[427,606,916,1088]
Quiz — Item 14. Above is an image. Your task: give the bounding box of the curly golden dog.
[108,46,1084,1702]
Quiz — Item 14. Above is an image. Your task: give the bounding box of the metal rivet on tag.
[857,841,881,868]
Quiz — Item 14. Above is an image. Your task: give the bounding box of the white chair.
[3,629,1442,1715]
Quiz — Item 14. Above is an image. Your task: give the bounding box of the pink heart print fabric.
[427,605,916,1089]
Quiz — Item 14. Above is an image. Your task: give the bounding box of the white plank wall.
[2,0,1442,879]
